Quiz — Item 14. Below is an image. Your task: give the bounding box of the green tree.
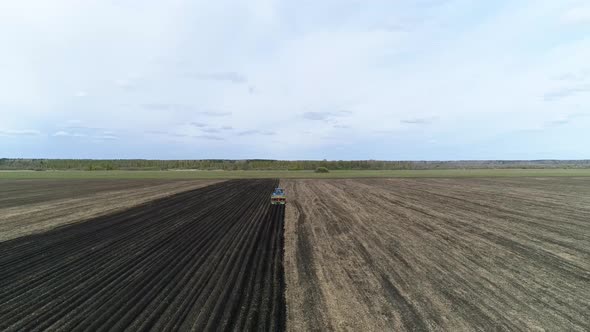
[315,167,329,173]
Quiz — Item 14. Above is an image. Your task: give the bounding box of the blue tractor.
[271,187,286,205]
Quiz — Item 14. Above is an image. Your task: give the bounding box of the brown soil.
[0,179,220,242]
[282,178,590,331]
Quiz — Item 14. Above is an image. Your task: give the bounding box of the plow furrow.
[0,179,286,331]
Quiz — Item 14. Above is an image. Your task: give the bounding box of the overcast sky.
[1,0,589,160]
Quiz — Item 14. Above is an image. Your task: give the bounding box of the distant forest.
[2,159,590,171]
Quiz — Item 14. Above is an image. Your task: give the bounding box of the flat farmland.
[2,175,589,331]
[0,179,285,331]
[0,179,220,241]
[283,178,590,331]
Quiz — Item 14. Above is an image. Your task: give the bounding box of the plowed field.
[283,178,590,331]
[0,179,220,241]
[0,179,285,331]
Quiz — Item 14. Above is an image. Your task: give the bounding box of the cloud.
[516,113,590,133]
[372,129,396,135]
[93,134,118,140]
[552,70,590,82]
[142,103,171,111]
[548,113,590,127]
[237,130,259,136]
[188,72,247,84]
[144,130,163,135]
[145,129,224,140]
[375,23,407,32]
[0,129,41,136]
[400,117,437,124]
[543,85,590,101]
[141,103,192,111]
[75,91,88,97]
[114,79,137,90]
[561,5,590,25]
[3,0,590,159]
[237,129,276,136]
[53,129,115,139]
[145,130,167,135]
[188,123,232,133]
[549,119,569,126]
[196,111,232,117]
[52,131,86,137]
[195,135,225,141]
[302,112,329,121]
[414,0,452,7]
[200,128,221,133]
[145,130,189,138]
[60,121,107,132]
[141,105,231,117]
[65,125,105,131]
[302,111,352,121]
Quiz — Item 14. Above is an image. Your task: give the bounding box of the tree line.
[1,158,589,171]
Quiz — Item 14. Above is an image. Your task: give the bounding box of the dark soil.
[0,179,286,331]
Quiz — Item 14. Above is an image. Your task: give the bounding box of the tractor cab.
[271,187,286,205]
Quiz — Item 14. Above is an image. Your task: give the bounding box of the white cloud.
[0,129,41,136]
[93,134,118,140]
[52,131,86,137]
[561,5,590,25]
[1,0,589,158]
[52,131,69,137]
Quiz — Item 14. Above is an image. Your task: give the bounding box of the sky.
[1,0,589,160]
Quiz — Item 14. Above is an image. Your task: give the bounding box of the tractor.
[271,187,286,205]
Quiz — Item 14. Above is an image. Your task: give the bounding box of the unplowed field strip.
[283,178,590,331]
[0,179,286,331]
[0,179,191,208]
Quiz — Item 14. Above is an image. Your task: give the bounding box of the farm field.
[1,176,589,331]
[0,179,220,241]
[282,177,590,331]
[0,179,285,331]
